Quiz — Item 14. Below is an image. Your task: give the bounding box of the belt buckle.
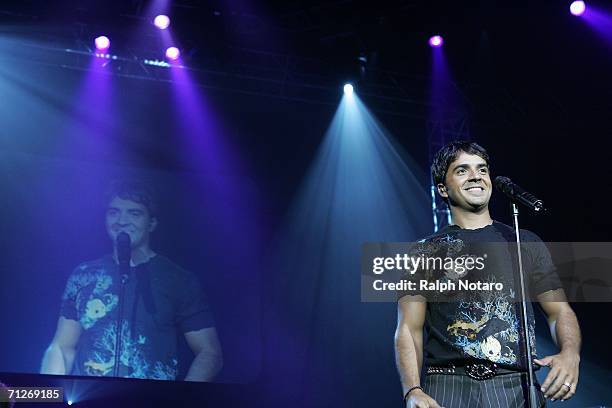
[465,362,497,380]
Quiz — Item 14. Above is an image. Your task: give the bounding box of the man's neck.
[450,207,493,230]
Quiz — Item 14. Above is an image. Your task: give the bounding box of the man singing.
[41,180,222,381]
[395,141,581,407]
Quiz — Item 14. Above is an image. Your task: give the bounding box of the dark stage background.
[0,0,611,407]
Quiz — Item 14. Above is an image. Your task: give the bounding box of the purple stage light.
[153,14,170,29]
[429,35,444,48]
[94,35,110,51]
[165,46,180,60]
[570,1,586,16]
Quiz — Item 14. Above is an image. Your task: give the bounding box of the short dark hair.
[431,140,490,186]
[105,180,158,218]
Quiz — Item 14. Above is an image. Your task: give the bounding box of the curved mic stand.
[511,203,539,408]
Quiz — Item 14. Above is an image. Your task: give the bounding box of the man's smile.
[464,185,485,192]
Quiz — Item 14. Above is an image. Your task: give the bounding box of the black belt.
[426,362,522,380]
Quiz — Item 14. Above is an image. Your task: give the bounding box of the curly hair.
[431,140,490,187]
[105,179,158,218]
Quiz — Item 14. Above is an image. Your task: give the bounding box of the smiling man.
[41,180,222,381]
[394,141,581,408]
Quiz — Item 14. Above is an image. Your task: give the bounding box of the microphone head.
[116,232,131,264]
[494,176,513,193]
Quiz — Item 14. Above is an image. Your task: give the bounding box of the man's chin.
[449,196,490,212]
[468,201,489,211]
[460,196,488,208]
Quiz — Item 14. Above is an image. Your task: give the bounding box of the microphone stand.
[511,203,538,408]
[113,260,129,377]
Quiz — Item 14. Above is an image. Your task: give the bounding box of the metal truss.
[1,35,438,121]
[426,109,472,232]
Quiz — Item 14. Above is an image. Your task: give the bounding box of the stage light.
[94,36,110,51]
[144,59,171,68]
[165,46,180,60]
[67,400,73,406]
[94,53,117,59]
[153,14,170,29]
[429,35,444,48]
[343,83,354,95]
[570,1,586,16]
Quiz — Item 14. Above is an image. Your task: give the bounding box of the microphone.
[494,176,546,213]
[116,232,131,283]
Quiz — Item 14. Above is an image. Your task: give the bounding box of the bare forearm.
[395,326,423,395]
[552,307,581,355]
[184,351,223,382]
[40,344,75,375]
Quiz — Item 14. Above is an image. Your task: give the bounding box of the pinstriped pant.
[424,373,547,408]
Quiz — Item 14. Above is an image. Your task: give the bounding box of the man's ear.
[437,183,448,198]
[149,217,158,232]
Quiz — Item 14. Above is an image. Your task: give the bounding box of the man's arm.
[395,296,441,408]
[184,327,223,382]
[535,289,581,401]
[40,317,82,375]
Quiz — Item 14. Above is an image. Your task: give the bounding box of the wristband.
[403,385,423,402]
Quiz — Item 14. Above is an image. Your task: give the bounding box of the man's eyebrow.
[451,162,488,171]
[451,163,468,171]
[107,206,144,213]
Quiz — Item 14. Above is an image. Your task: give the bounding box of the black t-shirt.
[399,221,562,371]
[60,254,214,380]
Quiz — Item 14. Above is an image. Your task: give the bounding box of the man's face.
[105,196,157,249]
[437,151,492,211]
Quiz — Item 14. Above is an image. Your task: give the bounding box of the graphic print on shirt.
[83,320,177,380]
[62,261,178,380]
[414,228,537,366]
[447,295,519,364]
[63,266,118,329]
